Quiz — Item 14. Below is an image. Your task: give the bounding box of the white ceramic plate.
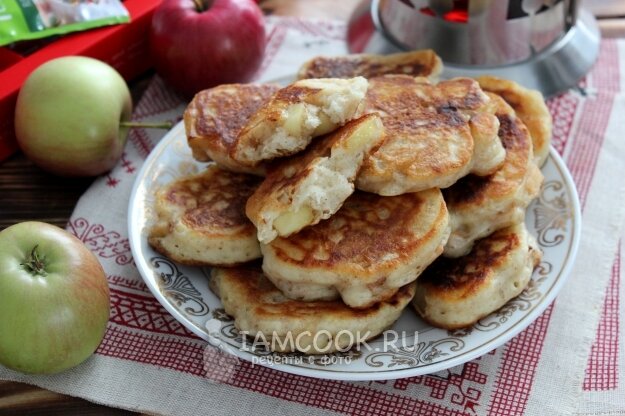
[128,121,581,381]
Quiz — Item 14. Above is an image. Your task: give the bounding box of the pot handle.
[566,0,578,29]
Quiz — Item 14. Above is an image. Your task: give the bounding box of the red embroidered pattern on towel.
[584,244,621,391]
[68,217,133,266]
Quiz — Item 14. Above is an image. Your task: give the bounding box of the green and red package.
[0,0,129,46]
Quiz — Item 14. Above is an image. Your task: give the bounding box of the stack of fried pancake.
[149,50,551,353]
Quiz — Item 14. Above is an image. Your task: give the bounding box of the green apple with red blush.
[0,222,110,374]
[14,56,133,176]
[14,56,171,177]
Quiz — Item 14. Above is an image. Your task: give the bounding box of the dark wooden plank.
[0,381,137,415]
[0,153,94,230]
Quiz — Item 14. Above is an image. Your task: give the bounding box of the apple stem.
[120,121,174,130]
[21,245,47,277]
[192,0,213,12]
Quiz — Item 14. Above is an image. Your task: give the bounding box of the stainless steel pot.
[347,0,600,96]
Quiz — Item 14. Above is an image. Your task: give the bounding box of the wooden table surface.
[0,1,358,415]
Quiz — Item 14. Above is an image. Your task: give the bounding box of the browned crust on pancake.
[419,229,521,299]
[211,265,416,319]
[415,226,542,329]
[148,166,261,266]
[357,76,493,193]
[477,76,552,165]
[269,189,446,273]
[428,77,493,110]
[297,50,442,80]
[184,84,279,170]
[444,96,532,208]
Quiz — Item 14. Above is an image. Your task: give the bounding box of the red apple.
[149,0,266,98]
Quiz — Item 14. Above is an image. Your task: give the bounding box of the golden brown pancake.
[246,114,385,244]
[355,75,505,195]
[261,189,450,309]
[477,76,552,167]
[413,223,542,329]
[209,265,416,354]
[297,50,442,81]
[230,77,368,166]
[148,165,261,266]
[184,83,279,175]
[443,93,544,257]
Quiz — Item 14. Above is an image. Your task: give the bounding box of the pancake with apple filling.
[209,265,416,354]
[246,114,385,244]
[413,223,542,330]
[443,93,544,258]
[477,76,552,167]
[184,83,280,175]
[230,77,368,166]
[148,165,261,266]
[297,50,442,81]
[261,189,450,309]
[355,75,505,195]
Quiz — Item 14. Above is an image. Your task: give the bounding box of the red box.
[0,0,162,162]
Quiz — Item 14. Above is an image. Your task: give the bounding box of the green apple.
[0,222,110,374]
[15,56,132,176]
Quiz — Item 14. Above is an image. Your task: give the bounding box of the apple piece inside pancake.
[246,114,385,244]
[231,77,368,166]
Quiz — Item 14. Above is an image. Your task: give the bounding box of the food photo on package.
[0,0,129,46]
